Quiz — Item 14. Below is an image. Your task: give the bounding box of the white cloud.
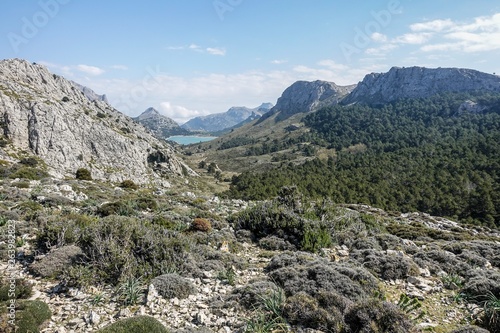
[166,44,226,56]
[271,59,287,64]
[206,47,226,56]
[395,33,433,44]
[371,32,388,43]
[414,13,500,53]
[410,19,454,32]
[111,65,128,70]
[365,43,397,56]
[159,102,211,124]
[76,64,105,76]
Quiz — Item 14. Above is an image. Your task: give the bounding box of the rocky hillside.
[0,176,498,333]
[0,58,193,184]
[259,80,356,122]
[134,107,191,139]
[182,103,273,132]
[342,66,500,105]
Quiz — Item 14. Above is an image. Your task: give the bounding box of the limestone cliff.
[0,58,193,184]
[260,80,356,122]
[342,66,500,105]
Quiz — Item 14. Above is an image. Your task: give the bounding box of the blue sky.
[2,0,500,124]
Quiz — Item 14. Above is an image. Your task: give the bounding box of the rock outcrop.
[134,107,191,140]
[71,81,109,103]
[182,103,273,132]
[342,66,500,105]
[0,58,193,184]
[260,80,356,122]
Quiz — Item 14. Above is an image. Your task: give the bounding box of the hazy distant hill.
[134,107,191,139]
[182,103,273,132]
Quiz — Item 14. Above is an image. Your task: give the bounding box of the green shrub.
[96,316,169,333]
[15,300,51,333]
[19,157,39,167]
[151,274,195,299]
[135,197,158,211]
[0,279,33,301]
[450,325,491,333]
[119,179,138,190]
[9,167,48,180]
[351,249,420,280]
[77,216,194,284]
[301,226,332,253]
[75,168,92,180]
[97,201,136,217]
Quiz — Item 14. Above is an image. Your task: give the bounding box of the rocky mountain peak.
[260,80,356,122]
[133,107,190,139]
[0,58,193,184]
[135,107,162,120]
[342,66,500,105]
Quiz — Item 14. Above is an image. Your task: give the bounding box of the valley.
[0,59,499,333]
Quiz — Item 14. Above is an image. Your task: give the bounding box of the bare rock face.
[0,58,193,184]
[261,80,356,122]
[342,66,500,105]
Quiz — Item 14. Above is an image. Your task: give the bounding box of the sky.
[1,0,500,124]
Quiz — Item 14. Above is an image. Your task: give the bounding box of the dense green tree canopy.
[226,93,500,227]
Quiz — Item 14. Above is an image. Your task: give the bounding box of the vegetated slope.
[226,92,500,227]
[134,107,192,139]
[0,58,193,184]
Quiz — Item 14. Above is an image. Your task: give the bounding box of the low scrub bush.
[30,245,83,278]
[284,292,344,332]
[13,300,51,333]
[0,279,32,301]
[450,326,490,333]
[343,299,414,333]
[78,216,194,284]
[191,217,212,232]
[351,249,420,280]
[119,179,138,190]
[96,316,169,333]
[231,280,281,309]
[151,274,196,299]
[75,168,92,180]
[266,253,379,301]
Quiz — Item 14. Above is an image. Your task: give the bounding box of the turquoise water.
[167,136,217,145]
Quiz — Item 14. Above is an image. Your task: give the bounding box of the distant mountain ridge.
[134,107,191,139]
[342,66,500,105]
[182,103,273,132]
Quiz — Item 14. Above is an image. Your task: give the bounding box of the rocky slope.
[259,80,356,122]
[0,58,193,184]
[342,66,500,105]
[133,107,191,139]
[70,81,109,104]
[182,103,273,132]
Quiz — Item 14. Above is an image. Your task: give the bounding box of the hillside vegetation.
[226,93,500,227]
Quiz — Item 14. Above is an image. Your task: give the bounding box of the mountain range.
[182,103,273,132]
